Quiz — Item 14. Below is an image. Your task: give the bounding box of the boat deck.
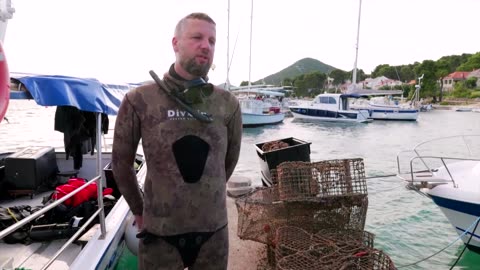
[0,152,114,269]
[0,190,84,270]
[397,172,451,184]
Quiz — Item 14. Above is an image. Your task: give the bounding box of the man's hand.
[134,215,144,232]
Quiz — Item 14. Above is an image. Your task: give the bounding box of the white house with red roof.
[443,71,471,91]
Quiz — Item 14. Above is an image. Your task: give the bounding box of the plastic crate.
[255,137,311,186]
[5,147,58,191]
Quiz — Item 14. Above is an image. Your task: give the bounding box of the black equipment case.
[5,146,58,190]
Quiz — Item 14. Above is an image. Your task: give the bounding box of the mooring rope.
[365,173,398,179]
[397,216,480,268]
[449,216,480,269]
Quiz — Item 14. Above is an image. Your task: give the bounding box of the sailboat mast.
[352,0,362,85]
[226,0,231,90]
[248,0,253,89]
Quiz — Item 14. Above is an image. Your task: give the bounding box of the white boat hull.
[397,136,480,253]
[290,109,371,123]
[242,112,284,127]
[427,161,480,252]
[428,191,480,251]
[369,109,418,121]
[290,111,365,123]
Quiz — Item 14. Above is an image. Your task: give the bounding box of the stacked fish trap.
[274,227,395,270]
[236,158,396,269]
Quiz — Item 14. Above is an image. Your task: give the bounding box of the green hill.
[254,57,340,85]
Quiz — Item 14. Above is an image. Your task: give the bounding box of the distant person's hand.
[134,215,144,231]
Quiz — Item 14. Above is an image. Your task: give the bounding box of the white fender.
[124,214,139,256]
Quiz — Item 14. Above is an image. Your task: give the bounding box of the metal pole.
[96,113,106,239]
[248,0,253,89]
[352,0,362,85]
[226,0,230,90]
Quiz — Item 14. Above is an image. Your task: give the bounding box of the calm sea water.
[2,100,480,269]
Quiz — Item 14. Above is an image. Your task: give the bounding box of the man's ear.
[172,37,179,52]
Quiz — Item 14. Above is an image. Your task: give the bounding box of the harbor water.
[1,100,480,269]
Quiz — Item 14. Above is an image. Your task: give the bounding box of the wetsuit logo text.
[167,109,208,121]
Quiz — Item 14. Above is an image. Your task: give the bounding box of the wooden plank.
[0,242,43,267]
[77,224,100,244]
[19,240,82,270]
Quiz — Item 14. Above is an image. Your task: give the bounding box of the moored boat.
[396,135,480,253]
[1,73,145,270]
[351,96,419,121]
[231,87,285,127]
[289,93,371,123]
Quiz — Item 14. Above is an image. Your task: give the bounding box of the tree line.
[240,52,480,101]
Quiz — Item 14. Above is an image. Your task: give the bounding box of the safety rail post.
[96,112,107,239]
[440,157,457,188]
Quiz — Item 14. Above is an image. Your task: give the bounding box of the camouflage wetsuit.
[111,67,242,270]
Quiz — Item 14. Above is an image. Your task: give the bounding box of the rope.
[449,217,480,269]
[397,216,480,268]
[365,174,398,179]
[6,207,19,223]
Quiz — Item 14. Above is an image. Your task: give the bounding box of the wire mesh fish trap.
[270,158,368,200]
[335,249,397,270]
[276,240,396,270]
[275,226,338,263]
[274,161,319,200]
[313,229,376,250]
[235,189,369,245]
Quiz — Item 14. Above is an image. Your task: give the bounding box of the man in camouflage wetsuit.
[111,12,242,270]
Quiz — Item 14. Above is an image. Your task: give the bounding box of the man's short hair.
[175,13,216,37]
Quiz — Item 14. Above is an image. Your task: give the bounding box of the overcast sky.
[4,0,480,86]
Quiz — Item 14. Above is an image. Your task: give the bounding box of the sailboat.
[288,0,372,124]
[346,0,419,121]
[227,0,285,127]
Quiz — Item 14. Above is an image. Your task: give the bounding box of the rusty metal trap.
[271,158,368,200]
[235,159,369,245]
[235,188,369,245]
[235,157,397,269]
[276,246,396,270]
[272,226,395,270]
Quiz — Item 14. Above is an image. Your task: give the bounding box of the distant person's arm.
[225,102,242,181]
[111,93,144,216]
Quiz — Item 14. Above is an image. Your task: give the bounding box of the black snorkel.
[149,70,213,123]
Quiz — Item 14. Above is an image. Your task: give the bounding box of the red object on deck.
[53,178,113,207]
[0,42,10,122]
[269,107,280,114]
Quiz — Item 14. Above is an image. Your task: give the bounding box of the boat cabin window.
[319,96,336,104]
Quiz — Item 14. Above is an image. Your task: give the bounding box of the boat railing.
[396,134,480,175]
[0,174,107,270]
[397,135,480,190]
[403,155,480,188]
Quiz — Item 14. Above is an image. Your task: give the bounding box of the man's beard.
[181,57,211,77]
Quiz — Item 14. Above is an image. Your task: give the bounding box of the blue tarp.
[10,73,139,115]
